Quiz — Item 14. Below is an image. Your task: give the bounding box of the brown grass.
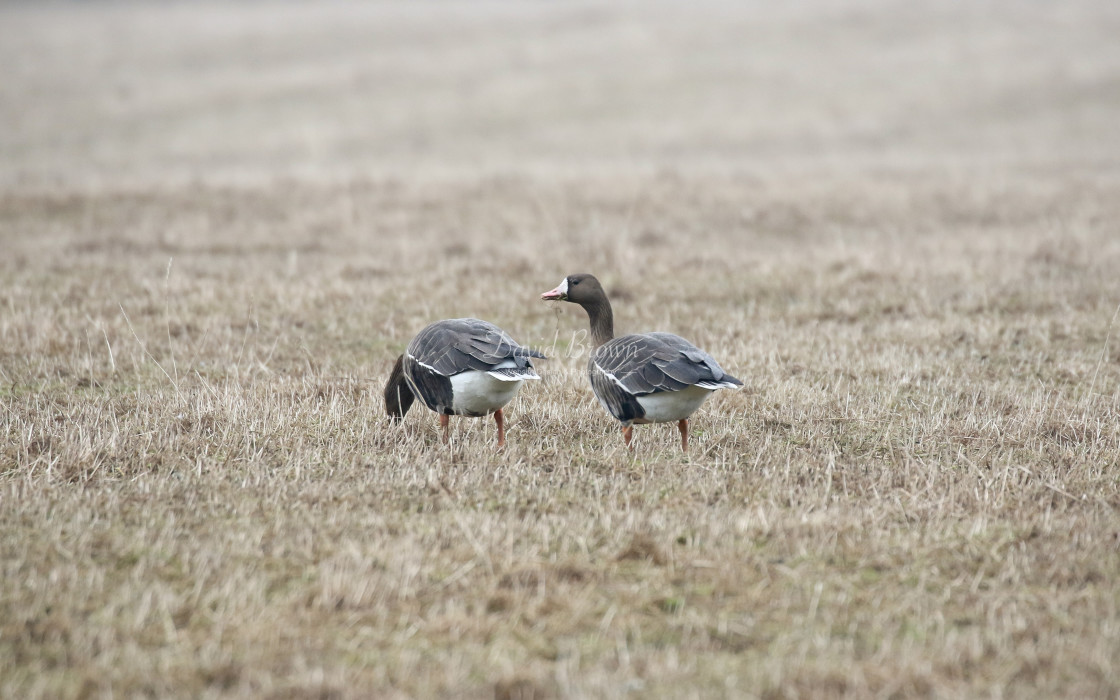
[2,2,1120,698]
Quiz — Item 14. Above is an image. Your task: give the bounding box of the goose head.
[540,273,606,305]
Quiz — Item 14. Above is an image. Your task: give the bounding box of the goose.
[384,318,545,447]
[541,273,741,452]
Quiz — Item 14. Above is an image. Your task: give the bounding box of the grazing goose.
[541,274,741,452]
[384,318,545,447]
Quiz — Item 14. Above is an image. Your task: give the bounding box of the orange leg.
[493,408,506,448]
[678,419,689,453]
[439,414,450,444]
[621,425,634,450]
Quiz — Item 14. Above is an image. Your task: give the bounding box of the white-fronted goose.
[541,274,741,452]
[384,318,545,447]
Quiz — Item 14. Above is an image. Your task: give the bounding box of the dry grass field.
[3,1,1120,698]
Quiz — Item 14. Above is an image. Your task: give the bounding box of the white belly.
[450,371,524,417]
[634,385,714,423]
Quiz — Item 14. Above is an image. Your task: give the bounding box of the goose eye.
[570,279,580,286]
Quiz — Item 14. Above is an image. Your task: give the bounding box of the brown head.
[384,354,415,421]
[541,273,615,346]
[540,273,606,305]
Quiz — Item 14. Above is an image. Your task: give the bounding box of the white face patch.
[557,277,569,296]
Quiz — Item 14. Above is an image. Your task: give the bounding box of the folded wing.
[588,332,741,423]
[408,318,545,379]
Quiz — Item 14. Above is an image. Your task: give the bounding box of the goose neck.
[582,298,615,348]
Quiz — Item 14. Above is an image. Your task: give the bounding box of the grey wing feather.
[647,332,742,387]
[401,354,455,414]
[408,318,544,377]
[593,333,742,398]
[487,366,540,381]
[589,359,645,423]
[592,336,666,394]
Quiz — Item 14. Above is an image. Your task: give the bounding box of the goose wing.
[593,333,740,394]
[587,333,740,423]
[403,318,544,415]
[643,332,742,390]
[407,318,544,377]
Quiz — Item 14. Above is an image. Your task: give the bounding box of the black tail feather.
[384,354,415,420]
